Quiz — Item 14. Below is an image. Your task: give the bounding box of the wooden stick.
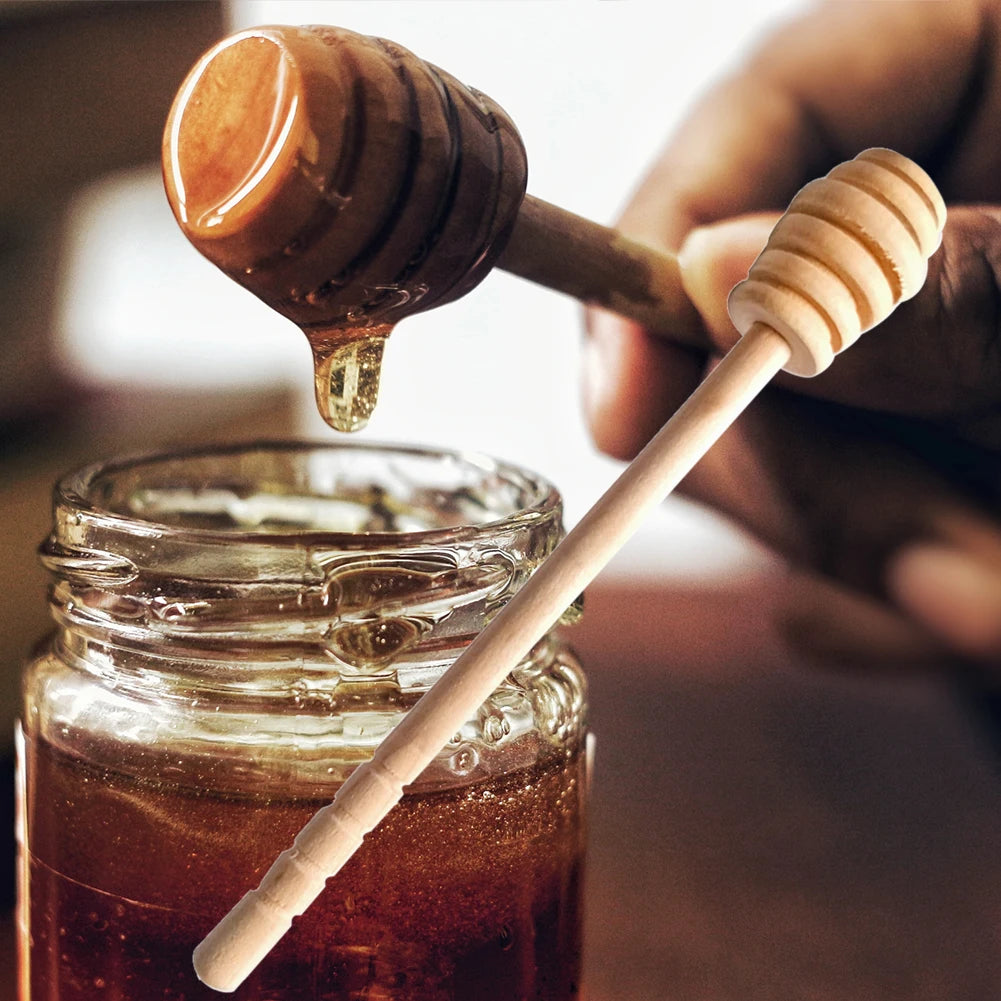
[498,194,705,346]
[192,146,946,993]
[192,323,791,992]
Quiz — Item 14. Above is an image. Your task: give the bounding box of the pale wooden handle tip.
[193,756,400,990]
[193,891,290,993]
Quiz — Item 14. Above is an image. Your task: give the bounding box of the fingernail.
[886,542,1001,659]
[678,215,777,345]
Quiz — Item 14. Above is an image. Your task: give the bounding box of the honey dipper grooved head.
[727,148,946,377]
[163,25,528,332]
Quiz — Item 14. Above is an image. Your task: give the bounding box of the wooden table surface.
[576,578,1001,1000]
[5,571,1001,999]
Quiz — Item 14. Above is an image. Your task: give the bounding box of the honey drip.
[164,27,530,434]
[308,325,393,433]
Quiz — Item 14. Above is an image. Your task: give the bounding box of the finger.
[678,381,1001,673]
[676,212,778,355]
[680,204,1001,423]
[625,0,988,249]
[886,511,1001,663]
[680,377,1001,604]
[777,570,953,677]
[585,1,987,458]
[583,309,703,460]
[888,542,1001,662]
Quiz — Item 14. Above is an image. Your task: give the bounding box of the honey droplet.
[309,326,392,433]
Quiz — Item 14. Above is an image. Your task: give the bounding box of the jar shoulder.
[22,633,587,796]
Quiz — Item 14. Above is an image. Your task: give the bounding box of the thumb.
[678,204,1001,419]
[676,212,779,354]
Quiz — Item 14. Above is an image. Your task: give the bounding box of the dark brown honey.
[22,730,586,1000]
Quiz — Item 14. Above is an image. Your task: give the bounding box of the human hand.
[584,0,1001,669]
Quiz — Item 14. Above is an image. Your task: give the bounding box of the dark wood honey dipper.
[163,24,701,431]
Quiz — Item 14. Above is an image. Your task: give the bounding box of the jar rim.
[53,439,562,549]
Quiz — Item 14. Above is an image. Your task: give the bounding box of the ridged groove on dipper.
[830,162,924,255]
[743,270,842,353]
[789,184,906,305]
[856,148,947,240]
[762,211,884,332]
[762,239,868,343]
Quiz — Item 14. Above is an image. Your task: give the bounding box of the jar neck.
[40,442,564,691]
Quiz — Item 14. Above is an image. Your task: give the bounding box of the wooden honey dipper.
[163,24,701,432]
[191,146,946,991]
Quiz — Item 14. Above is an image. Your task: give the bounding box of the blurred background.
[6,2,1001,998]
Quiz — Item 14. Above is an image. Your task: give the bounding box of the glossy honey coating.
[163,25,528,334]
[727,148,947,376]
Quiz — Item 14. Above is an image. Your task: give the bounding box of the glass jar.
[18,441,588,1001]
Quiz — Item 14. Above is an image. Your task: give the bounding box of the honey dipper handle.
[191,321,791,993]
[498,195,704,343]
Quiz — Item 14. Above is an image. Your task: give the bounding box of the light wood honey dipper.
[184,100,946,990]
